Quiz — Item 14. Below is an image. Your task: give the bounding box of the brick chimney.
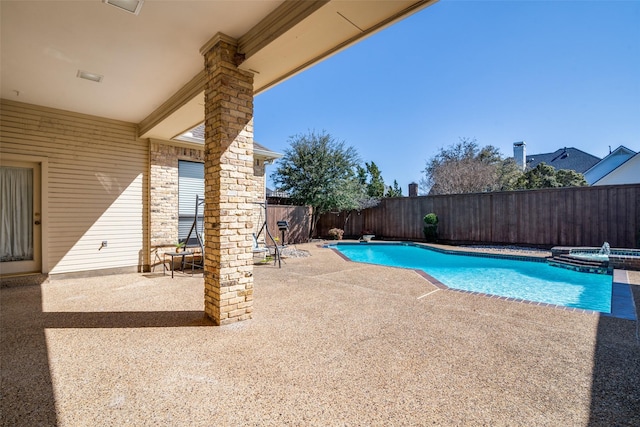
[408,182,418,197]
[513,141,526,171]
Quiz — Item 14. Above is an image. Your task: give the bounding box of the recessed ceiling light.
[77,70,103,83]
[102,0,144,15]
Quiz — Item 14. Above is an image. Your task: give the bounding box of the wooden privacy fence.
[265,205,312,245]
[317,184,640,248]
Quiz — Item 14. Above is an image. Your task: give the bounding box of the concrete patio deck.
[2,243,639,426]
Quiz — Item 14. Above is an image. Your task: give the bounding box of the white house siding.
[594,154,640,186]
[0,100,148,274]
[584,148,635,184]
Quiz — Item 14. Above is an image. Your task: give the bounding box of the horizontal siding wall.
[317,185,640,249]
[0,100,148,274]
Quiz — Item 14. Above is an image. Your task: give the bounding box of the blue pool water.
[333,243,612,313]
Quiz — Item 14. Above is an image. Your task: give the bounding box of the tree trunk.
[343,211,352,231]
[309,208,319,239]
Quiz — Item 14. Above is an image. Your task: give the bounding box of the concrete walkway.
[2,243,639,426]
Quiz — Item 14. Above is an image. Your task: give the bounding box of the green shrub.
[328,228,344,240]
[423,213,438,242]
[423,213,439,225]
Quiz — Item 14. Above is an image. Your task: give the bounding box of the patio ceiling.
[1,0,436,142]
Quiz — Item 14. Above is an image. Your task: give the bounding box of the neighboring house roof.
[176,123,282,161]
[266,188,290,198]
[253,142,283,161]
[526,147,601,173]
[583,145,637,184]
[592,152,640,186]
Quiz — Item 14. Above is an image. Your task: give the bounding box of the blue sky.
[254,0,640,194]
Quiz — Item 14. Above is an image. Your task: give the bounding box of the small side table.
[164,251,187,278]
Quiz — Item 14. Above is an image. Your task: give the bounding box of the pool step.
[547,255,612,275]
[554,254,609,267]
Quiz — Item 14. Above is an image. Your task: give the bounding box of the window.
[0,166,33,262]
[178,161,204,241]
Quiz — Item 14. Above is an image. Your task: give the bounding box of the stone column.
[201,33,255,325]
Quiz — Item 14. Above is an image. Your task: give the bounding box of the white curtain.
[1,166,33,262]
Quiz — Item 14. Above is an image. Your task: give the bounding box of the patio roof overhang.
[1,0,438,142]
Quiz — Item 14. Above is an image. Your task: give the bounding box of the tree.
[556,168,589,187]
[356,165,368,186]
[339,180,380,231]
[385,180,403,197]
[357,160,405,198]
[420,138,518,195]
[357,161,386,198]
[271,130,364,239]
[364,162,386,198]
[514,162,587,189]
[495,158,523,191]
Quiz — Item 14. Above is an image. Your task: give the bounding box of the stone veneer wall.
[610,255,640,271]
[552,247,640,271]
[149,141,204,268]
[149,142,266,271]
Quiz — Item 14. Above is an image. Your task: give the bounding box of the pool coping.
[325,241,637,321]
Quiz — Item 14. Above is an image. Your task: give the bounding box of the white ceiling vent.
[102,0,144,16]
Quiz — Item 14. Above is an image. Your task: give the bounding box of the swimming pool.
[332,242,613,313]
